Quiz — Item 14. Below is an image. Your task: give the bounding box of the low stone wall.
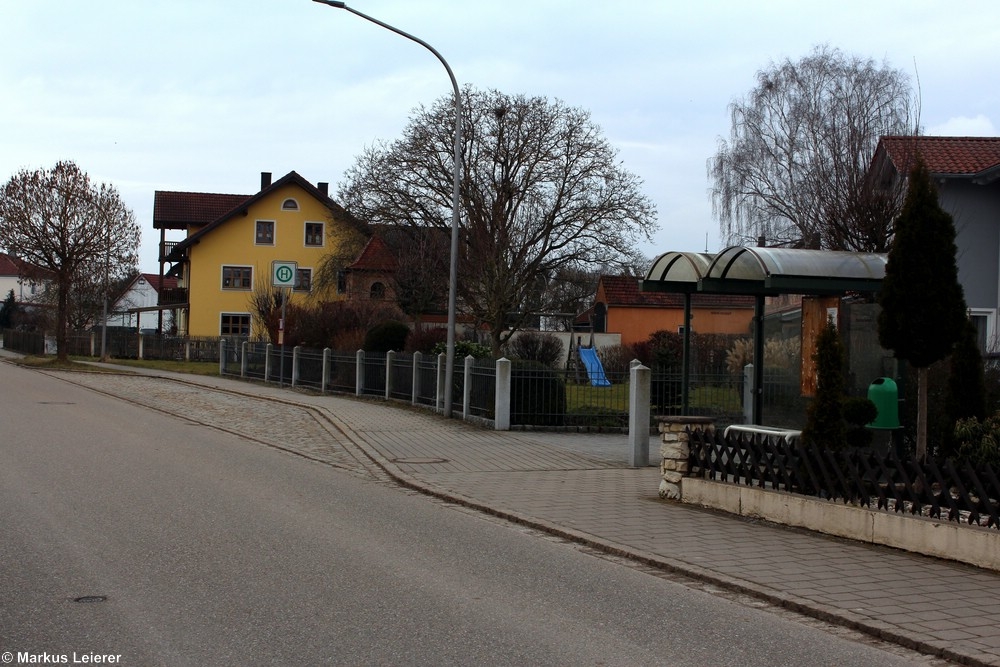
[682,477,1000,572]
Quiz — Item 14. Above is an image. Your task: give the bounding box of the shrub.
[506,331,565,367]
[597,344,635,377]
[726,336,801,375]
[843,396,877,448]
[363,320,410,353]
[406,326,448,354]
[510,359,566,426]
[954,413,1000,469]
[942,320,988,459]
[432,339,492,359]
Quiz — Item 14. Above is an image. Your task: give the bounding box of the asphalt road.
[0,363,947,666]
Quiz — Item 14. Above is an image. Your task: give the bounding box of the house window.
[220,313,250,336]
[282,198,299,211]
[969,310,995,355]
[305,222,324,247]
[370,281,386,299]
[222,266,252,290]
[294,268,312,293]
[256,220,275,245]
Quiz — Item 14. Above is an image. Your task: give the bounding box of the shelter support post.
[753,294,765,424]
[682,293,691,414]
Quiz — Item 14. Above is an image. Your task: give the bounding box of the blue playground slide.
[578,347,612,387]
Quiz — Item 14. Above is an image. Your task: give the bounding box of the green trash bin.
[867,377,900,430]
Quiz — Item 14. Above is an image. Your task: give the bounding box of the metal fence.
[689,428,1000,530]
[5,329,806,432]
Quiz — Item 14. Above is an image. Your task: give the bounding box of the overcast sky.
[2,1,997,273]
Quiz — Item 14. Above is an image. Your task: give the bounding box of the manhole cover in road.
[72,595,107,604]
[390,457,448,465]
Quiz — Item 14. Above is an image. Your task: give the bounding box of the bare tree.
[384,227,450,328]
[339,87,658,355]
[0,161,140,360]
[248,269,285,342]
[708,45,915,250]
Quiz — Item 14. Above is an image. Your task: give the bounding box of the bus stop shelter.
[641,246,887,424]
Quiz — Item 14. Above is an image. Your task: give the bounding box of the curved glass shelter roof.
[643,246,887,296]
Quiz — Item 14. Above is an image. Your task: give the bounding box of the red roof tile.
[140,273,178,292]
[348,234,398,271]
[598,275,755,309]
[879,136,1000,177]
[0,253,20,276]
[153,191,250,229]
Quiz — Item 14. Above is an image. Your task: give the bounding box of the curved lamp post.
[312,0,462,418]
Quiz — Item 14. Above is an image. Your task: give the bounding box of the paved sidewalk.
[10,354,1000,666]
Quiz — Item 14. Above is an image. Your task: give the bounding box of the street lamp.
[312,0,462,418]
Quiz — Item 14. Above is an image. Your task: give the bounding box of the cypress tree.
[802,316,846,452]
[0,289,15,329]
[878,159,967,461]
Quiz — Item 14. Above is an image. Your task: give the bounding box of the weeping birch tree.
[709,45,916,251]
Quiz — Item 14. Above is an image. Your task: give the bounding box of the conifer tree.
[802,316,846,452]
[878,160,967,461]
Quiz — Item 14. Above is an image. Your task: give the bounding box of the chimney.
[260,172,272,190]
[317,182,329,196]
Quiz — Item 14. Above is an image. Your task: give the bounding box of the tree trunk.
[916,365,928,462]
[56,276,70,362]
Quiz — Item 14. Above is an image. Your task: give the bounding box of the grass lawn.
[96,358,221,376]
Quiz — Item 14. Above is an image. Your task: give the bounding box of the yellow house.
[156,171,367,338]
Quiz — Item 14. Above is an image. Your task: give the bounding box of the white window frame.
[968,308,997,355]
[255,219,276,246]
[304,221,324,247]
[220,312,251,336]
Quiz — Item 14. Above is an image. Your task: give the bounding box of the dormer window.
[282,198,299,211]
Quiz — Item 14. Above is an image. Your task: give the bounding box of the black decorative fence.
[689,428,1000,530]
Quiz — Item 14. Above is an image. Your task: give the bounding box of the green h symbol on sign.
[272,261,297,288]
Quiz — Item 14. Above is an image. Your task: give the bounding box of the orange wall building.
[592,275,755,346]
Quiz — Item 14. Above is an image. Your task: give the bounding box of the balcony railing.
[159,287,188,306]
[160,240,181,261]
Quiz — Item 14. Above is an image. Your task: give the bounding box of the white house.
[107,273,178,333]
[0,253,48,304]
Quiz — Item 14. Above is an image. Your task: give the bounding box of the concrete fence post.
[462,355,474,420]
[495,357,511,431]
[436,352,446,413]
[321,348,331,394]
[138,333,144,360]
[185,339,192,362]
[411,351,422,406]
[629,363,651,467]
[218,339,226,375]
[356,350,364,397]
[292,345,301,388]
[743,363,754,424]
[265,343,273,383]
[241,341,248,377]
[385,350,396,400]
